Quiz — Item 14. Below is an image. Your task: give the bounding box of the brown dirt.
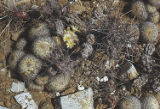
[0,0,160,109]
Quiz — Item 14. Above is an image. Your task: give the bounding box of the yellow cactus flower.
[71,26,78,32]
[63,26,79,48]
[66,40,75,48]
[63,34,71,42]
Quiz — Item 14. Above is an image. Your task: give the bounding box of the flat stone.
[11,82,26,92]
[60,88,94,109]
[0,106,9,109]
[15,92,38,109]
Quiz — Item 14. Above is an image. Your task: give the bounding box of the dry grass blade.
[0,19,12,39]
[0,15,8,20]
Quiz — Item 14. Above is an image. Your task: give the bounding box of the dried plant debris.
[91,16,142,62]
[139,43,159,73]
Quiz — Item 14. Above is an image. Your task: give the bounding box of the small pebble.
[87,34,95,45]
[78,85,85,91]
[55,20,64,36]
[96,77,100,81]
[120,62,138,81]
[81,43,93,59]
[11,82,26,92]
[56,92,60,97]
[100,76,108,82]
[104,58,115,70]
[15,92,38,109]
[31,5,39,10]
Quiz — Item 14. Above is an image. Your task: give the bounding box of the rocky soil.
[1,0,160,109]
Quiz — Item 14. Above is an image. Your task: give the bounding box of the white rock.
[97,76,108,82]
[0,106,9,109]
[96,77,100,81]
[56,92,60,97]
[102,76,108,82]
[127,64,138,80]
[31,5,39,10]
[110,90,116,95]
[60,88,94,109]
[77,85,85,91]
[127,44,132,48]
[122,85,126,91]
[15,92,38,109]
[115,64,119,67]
[100,78,104,82]
[104,59,115,70]
[11,82,26,92]
[120,62,139,81]
[0,68,6,72]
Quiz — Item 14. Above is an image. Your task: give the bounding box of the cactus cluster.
[8,22,80,92]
